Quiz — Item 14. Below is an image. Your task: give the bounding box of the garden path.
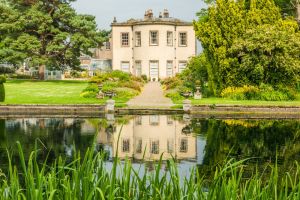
[127,82,174,108]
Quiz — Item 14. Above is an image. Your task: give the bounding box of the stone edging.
[0,104,105,115]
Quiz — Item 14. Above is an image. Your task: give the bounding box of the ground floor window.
[136,139,142,154]
[179,138,188,153]
[122,138,130,153]
[135,61,142,77]
[166,61,173,77]
[178,61,187,73]
[121,61,130,73]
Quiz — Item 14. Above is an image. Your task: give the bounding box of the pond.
[0,115,300,180]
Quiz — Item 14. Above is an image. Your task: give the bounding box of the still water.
[0,115,300,178]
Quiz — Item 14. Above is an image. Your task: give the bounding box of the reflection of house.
[97,115,196,161]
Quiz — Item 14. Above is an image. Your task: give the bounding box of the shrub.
[141,74,148,82]
[166,91,185,102]
[0,75,6,84]
[80,91,97,98]
[110,70,131,81]
[82,84,99,93]
[115,88,139,99]
[70,70,81,78]
[0,75,6,102]
[221,84,296,101]
[10,74,33,79]
[119,81,142,92]
[161,76,183,90]
[221,85,259,100]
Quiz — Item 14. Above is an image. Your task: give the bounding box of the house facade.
[111,9,196,81]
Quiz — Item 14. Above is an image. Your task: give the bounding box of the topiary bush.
[0,75,6,102]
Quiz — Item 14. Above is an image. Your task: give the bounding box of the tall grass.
[1,142,300,199]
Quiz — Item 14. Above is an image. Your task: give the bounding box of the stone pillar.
[183,99,192,112]
[106,99,115,113]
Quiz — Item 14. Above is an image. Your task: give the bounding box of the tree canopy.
[194,0,300,95]
[0,0,104,69]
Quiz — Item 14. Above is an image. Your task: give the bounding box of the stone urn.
[194,83,202,100]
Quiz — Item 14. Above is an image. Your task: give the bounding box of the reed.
[0,142,300,199]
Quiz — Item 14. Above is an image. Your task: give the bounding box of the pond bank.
[0,104,299,118]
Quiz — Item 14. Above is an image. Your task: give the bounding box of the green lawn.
[3,80,104,104]
[191,96,300,106]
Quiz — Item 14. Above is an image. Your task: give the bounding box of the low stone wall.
[0,104,105,116]
[192,105,300,114]
[116,108,184,115]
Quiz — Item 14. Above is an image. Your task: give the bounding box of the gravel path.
[127,82,174,108]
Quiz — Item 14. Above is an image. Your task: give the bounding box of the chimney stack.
[144,9,153,20]
[163,9,169,18]
[159,12,162,18]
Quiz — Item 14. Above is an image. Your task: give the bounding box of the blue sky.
[72,0,206,29]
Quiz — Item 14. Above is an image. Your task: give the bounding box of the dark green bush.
[10,74,34,79]
[0,75,6,84]
[82,84,99,93]
[141,74,148,82]
[0,76,5,102]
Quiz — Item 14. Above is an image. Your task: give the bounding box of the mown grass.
[2,80,131,105]
[192,97,300,106]
[1,141,300,199]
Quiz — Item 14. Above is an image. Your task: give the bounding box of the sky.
[72,0,207,30]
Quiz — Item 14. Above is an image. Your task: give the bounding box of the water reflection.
[97,115,197,161]
[1,116,300,179]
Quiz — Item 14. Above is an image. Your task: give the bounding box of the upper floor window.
[121,32,129,47]
[179,32,187,46]
[135,31,141,47]
[167,31,173,46]
[150,31,159,46]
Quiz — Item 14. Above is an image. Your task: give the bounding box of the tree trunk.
[39,65,45,80]
[297,3,300,22]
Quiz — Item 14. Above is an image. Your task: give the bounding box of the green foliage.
[90,70,133,84]
[0,83,4,102]
[79,91,97,99]
[221,84,297,101]
[0,0,104,68]
[9,74,33,79]
[161,76,183,90]
[3,142,300,199]
[0,75,6,83]
[82,84,99,93]
[141,74,148,82]
[82,71,144,100]
[195,0,300,94]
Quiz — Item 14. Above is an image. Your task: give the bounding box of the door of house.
[121,62,130,73]
[150,61,159,81]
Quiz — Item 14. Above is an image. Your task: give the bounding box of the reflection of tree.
[196,119,300,179]
[0,119,96,170]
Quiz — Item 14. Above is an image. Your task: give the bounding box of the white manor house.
[81,9,196,81]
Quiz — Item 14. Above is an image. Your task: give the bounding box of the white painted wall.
[112,23,196,79]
